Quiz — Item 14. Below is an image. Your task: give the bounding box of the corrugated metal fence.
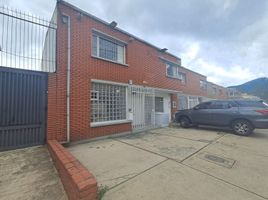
[0,67,47,151]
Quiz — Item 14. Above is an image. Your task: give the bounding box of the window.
[200,80,207,90]
[166,63,186,83]
[196,102,212,109]
[92,32,125,64]
[210,101,230,109]
[212,87,217,95]
[237,100,268,108]
[188,96,200,108]
[155,97,164,112]
[178,72,186,84]
[91,83,127,123]
[166,63,177,78]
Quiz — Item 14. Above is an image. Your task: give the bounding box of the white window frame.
[166,63,186,82]
[200,80,207,90]
[155,96,164,113]
[91,30,126,65]
[90,81,130,127]
[212,87,217,95]
[178,72,186,84]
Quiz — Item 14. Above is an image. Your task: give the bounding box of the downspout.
[66,15,71,143]
[60,14,71,143]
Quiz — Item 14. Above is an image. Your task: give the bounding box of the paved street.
[68,127,268,200]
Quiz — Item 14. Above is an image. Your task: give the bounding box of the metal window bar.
[91,83,127,123]
[0,6,57,72]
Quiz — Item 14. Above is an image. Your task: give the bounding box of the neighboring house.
[177,70,228,110]
[46,1,228,142]
[177,67,208,110]
[206,81,228,100]
[227,88,260,100]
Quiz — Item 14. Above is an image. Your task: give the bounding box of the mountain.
[228,77,268,102]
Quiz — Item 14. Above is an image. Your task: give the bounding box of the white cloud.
[182,42,200,62]
[187,58,264,86]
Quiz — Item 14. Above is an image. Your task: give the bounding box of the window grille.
[91,90,99,100]
[91,82,127,123]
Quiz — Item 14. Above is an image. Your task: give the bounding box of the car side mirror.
[193,106,199,110]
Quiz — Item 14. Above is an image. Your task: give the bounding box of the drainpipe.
[66,15,71,143]
[61,14,71,143]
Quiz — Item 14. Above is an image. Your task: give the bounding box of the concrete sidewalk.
[68,128,268,200]
[0,146,67,200]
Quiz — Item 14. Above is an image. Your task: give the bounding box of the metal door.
[128,86,155,131]
[0,67,47,151]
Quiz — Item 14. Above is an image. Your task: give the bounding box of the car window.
[209,102,230,109]
[236,100,268,108]
[229,101,238,107]
[196,102,212,109]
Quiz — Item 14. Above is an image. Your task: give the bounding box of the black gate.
[0,67,47,151]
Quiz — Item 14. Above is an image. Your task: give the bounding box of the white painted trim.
[91,79,129,86]
[92,28,128,45]
[91,120,131,127]
[91,79,182,94]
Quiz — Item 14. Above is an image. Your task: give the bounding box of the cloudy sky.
[1,0,268,86]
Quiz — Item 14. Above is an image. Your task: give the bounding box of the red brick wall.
[47,3,182,142]
[47,140,97,200]
[178,67,208,97]
[178,67,228,100]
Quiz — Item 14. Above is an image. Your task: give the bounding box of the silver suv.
[175,99,268,136]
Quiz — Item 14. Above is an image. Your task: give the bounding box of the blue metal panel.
[0,67,47,151]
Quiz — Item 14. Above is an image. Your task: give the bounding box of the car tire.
[231,119,254,136]
[179,116,191,128]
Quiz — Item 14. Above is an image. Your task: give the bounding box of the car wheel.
[231,120,254,136]
[179,117,191,128]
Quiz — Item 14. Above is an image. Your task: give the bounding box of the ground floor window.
[178,95,203,110]
[188,96,200,108]
[91,82,126,123]
[155,97,164,112]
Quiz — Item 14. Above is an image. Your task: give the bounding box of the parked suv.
[175,99,268,136]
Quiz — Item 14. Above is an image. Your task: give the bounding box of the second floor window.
[200,80,207,90]
[166,64,186,83]
[178,72,186,84]
[212,87,217,95]
[92,33,125,64]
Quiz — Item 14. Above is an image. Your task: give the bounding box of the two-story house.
[46,1,227,143]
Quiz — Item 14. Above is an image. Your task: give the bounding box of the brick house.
[47,1,227,143]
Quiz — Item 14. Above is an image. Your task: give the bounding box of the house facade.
[47,1,228,142]
[176,67,228,110]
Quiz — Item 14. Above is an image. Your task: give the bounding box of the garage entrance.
[0,67,48,151]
